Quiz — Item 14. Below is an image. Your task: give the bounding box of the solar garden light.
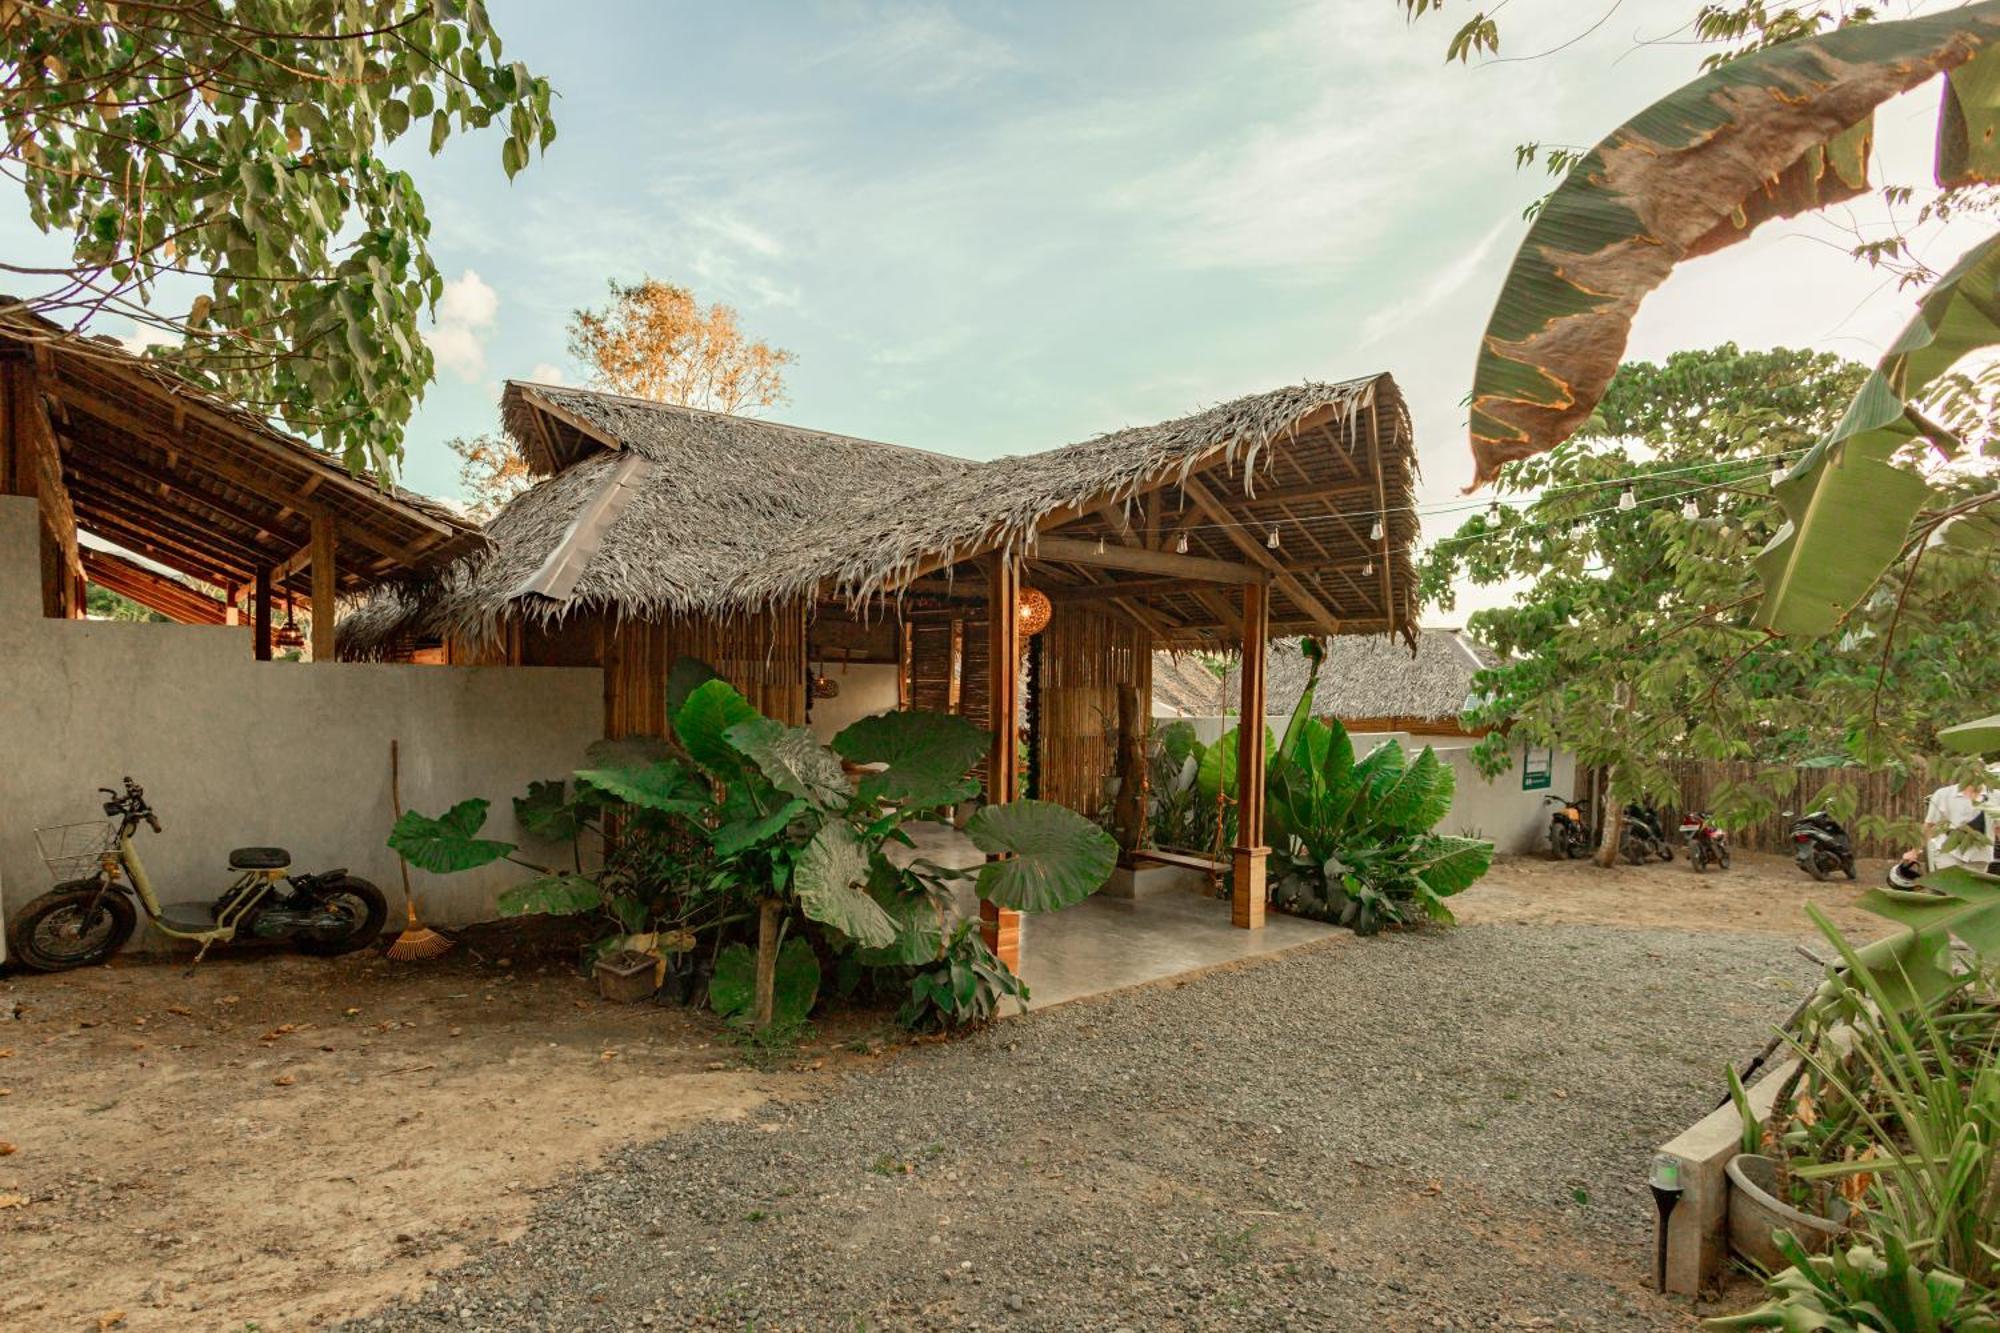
[1649,1153,1685,1293]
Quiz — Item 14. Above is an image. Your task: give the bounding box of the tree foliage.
[567,277,794,414]
[446,432,531,520]
[0,0,555,474]
[1423,344,2000,841]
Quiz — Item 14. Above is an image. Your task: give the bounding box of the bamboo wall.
[1035,604,1151,820]
[467,600,808,739]
[1661,758,1933,859]
[908,620,955,714]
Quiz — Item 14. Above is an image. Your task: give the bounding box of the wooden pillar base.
[1231,846,1268,929]
[980,898,1022,971]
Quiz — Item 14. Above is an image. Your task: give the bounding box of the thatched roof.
[1179,629,1498,725]
[342,374,1419,656]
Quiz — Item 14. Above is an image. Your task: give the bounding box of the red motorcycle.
[1680,810,1731,873]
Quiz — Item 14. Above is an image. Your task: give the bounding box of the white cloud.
[806,4,1017,97]
[429,269,499,382]
[1360,220,1513,348]
[120,321,181,353]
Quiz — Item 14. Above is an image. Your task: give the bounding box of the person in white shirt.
[1902,776,1999,875]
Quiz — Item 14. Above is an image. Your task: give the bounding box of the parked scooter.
[1619,801,1676,864]
[9,778,387,972]
[1786,808,1857,882]
[1680,810,1731,873]
[1544,794,1592,860]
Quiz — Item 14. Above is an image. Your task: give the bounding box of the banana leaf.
[1938,712,2000,755]
[1755,229,2000,637]
[1859,865,2000,960]
[1469,5,2000,485]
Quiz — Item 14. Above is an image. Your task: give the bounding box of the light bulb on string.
[1266,525,1280,549]
[1569,521,1589,540]
[1362,559,1375,577]
[1618,485,1637,512]
[1769,462,1786,488]
[1486,500,1501,526]
[1095,534,1106,555]
[1175,532,1189,555]
[1681,498,1700,520]
[1369,518,1384,542]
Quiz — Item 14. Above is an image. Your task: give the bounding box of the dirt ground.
[0,851,1893,1331]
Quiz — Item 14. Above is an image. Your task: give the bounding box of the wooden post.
[309,511,337,662]
[223,581,242,628]
[1232,581,1269,929]
[981,552,1023,970]
[253,564,273,662]
[1113,683,1146,863]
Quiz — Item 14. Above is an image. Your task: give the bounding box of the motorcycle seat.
[228,846,291,870]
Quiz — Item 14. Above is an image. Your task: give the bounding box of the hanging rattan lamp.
[1017,586,1052,638]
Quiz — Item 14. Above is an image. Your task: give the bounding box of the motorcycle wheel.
[292,876,388,957]
[1842,858,1857,881]
[1691,846,1708,874]
[1718,844,1732,870]
[7,882,137,972]
[1658,843,1675,863]
[1804,853,1829,882]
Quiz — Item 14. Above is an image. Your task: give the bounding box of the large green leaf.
[833,709,988,810]
[967,799,1119,913]
[1467,6,2000,484]
[1370,746,1453,833]
[726,717,852,809]
[1857,866,2000,960]
[388,799,515,874]
[674,678,759,777]
[496,872,602,917]
[1755,230,2000,637]
[1939,713,2000,755]
[513,779,586,843]
[854,865,947,967]
[1412,835,1493,898]
[574,757,711,818]
[709,937,821,1027]
[712,797,809,858]
[791,822,898,947]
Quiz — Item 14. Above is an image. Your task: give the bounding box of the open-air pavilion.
[342,376,1421,972]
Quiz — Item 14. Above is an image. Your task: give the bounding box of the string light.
[1769,462,1787,488]
[1174,532,1189,554]
[1569,521,1588,540]
[1618,485,1637,512]
[1369,519,1385,542]
[1362,559,1375,576]
[1095,534,1106,555]
[1265,525,1280,549]
[1681,498,1700,520]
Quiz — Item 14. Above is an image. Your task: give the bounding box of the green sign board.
[1521,747,1553,792]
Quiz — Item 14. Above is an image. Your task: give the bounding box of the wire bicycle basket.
[33,820,119,887]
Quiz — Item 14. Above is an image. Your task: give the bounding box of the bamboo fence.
[1660,758,1932,858]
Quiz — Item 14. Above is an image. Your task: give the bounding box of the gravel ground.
[347,924,1812,1332]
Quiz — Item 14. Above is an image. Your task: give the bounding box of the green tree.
[1424,345,2000,855]
[1,0,556,474]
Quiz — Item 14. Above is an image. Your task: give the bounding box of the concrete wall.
[806,663,901,743]
[0,497,604,956]
[1160,712,1573,855]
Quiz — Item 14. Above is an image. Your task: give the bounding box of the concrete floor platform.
[899,821,1338,1009]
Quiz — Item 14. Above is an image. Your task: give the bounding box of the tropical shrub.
[1713,876,2000,1330]
[1265,718,1494,935]
[897,922,1029,1031]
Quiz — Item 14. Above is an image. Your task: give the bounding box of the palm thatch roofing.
[2,306,482,600]
[1165,629,1499,725]
[341,374,1421,657]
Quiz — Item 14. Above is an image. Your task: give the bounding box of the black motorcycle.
[1544,794,1592,860]
[1620,801,1676,864]
[1787,809,1857,882]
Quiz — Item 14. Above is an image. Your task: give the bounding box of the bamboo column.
[253,564,273,662]
[1232,580,1269,929]
[981,552,1023,969]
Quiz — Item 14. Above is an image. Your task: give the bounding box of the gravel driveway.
[348,923,1811,1331]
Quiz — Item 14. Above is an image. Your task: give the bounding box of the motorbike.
[1786,809,1856,882]
[1619,801,1676,864]
[1680,810,1731,873]
[1545,794,1592,860]
[9,778,387,972]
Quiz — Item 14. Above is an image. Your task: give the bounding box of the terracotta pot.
[1726,1153,1844,1272]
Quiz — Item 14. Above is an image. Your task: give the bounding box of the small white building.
[1152,630,1575,855]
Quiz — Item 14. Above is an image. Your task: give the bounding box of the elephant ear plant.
[670,672,1118,1032]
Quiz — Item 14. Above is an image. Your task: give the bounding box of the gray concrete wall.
[0,497,604,955]
[806,663,901,743]
[1159,713,1573,855]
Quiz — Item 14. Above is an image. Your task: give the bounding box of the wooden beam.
[1031,536,1265,585]
[1367,401,1397,634]
[310,512,336,663]
[1232,580,1269,930]
[1041,576,1191,604]
[1181,476,1343,638]
[253,564,273,662]
[981,552,1023,971]
[81,547,228,625]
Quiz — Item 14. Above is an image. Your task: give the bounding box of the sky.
[4,0,1990,624]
